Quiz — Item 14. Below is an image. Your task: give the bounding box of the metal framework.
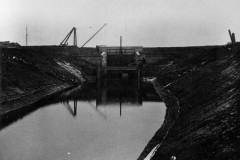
[60,27,77,46]
[81,23,107,48]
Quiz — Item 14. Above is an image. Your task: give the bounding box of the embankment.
[0,46,95,116]
[139,45,240,160]
[1,43,240,160]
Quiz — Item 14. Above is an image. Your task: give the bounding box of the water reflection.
[63,100,77,117]
[0,79,160,130]
[0,79,166,160]
[0,79,161,130]
[60,79,159,118]
[0,101,166,160]
[96,79,142,106]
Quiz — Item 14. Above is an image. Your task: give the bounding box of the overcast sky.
[1,0,240,47]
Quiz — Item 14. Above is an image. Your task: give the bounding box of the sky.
[0,0,240,47]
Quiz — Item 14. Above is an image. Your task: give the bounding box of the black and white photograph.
[0,0,240,160]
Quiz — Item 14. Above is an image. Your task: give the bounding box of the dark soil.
[139,45,240,160]
[1,43,240,160]
[0,46,96,116]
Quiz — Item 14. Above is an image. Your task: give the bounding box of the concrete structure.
[96,45,143,74]
[96,46,144,104]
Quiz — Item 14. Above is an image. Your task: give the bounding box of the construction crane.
[81,23,107,48]
[60,27,77,46]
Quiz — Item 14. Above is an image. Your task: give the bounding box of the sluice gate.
[96,45,144,80]
[95,45,145,106]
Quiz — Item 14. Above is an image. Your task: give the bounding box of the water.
[0,81,166,160]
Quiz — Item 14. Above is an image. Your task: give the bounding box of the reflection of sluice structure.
[96,80,142,106]
[96,79,142,117]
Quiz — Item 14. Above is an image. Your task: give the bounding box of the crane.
[81,23,107,48]
[60,23,107,47]
[60,27,77,46]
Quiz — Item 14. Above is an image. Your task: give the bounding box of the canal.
[0,81,166,160]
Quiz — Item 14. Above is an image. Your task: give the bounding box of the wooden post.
[73,27,77,46]
[232,33,236,44]
[228,29,236,45]
[228,29,233,42]
[228,29,237,55]
[120,36,122,55]
[26,25,28,46]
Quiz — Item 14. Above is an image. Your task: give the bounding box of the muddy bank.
[0,83,73,115]
[0,46,90,116]
[137,79,180,160]
[1,43,240,159]
[0,84,79,131]
[139,46,240,160]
